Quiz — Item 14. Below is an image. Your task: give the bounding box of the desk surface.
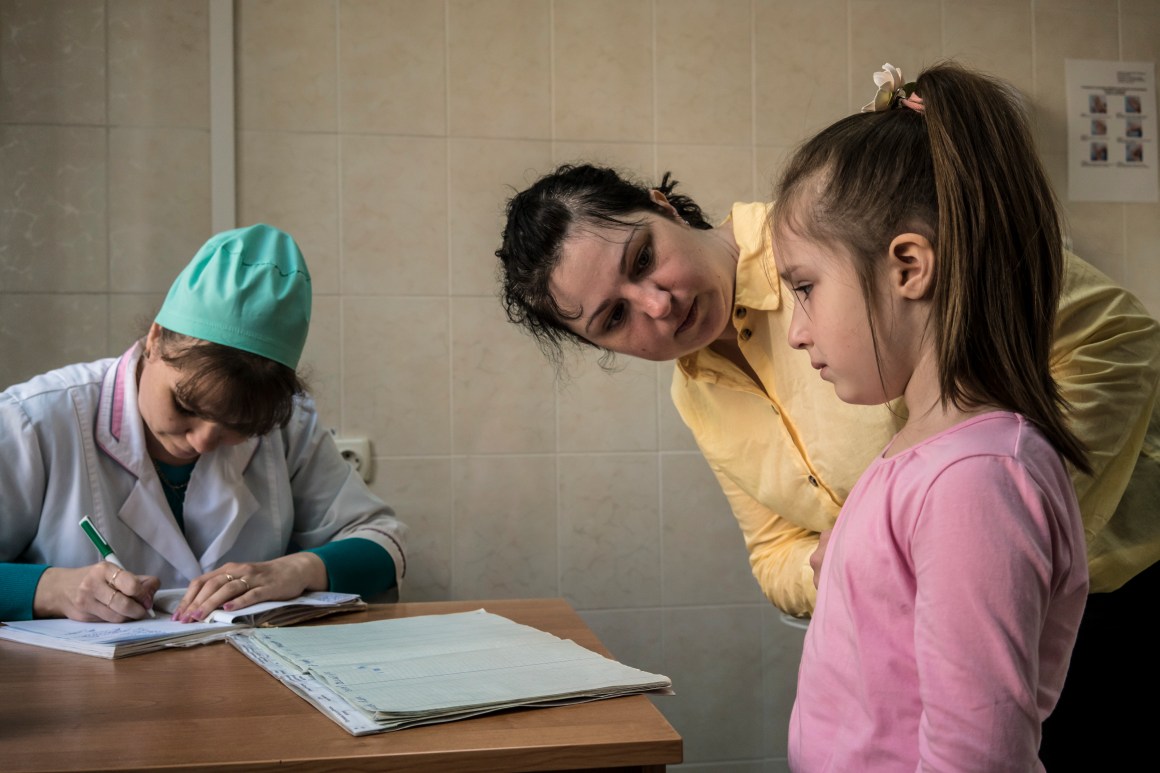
[0,598,681,773]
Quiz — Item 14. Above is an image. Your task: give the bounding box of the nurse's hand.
[809,529,833,589]
[33,563,161,622]
[172,552,328,623]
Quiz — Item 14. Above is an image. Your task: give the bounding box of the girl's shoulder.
[883,411,1067,488]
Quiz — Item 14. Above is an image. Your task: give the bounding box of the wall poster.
[1065,59,1157,203]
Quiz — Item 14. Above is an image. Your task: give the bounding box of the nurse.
[0,224,406,623]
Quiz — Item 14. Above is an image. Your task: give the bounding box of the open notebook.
[229,608,673,735]
[0,590,365,659]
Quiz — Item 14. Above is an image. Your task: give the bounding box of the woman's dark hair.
[496,163,712,367]
[772,62,1090,474]
[153,326,307,437]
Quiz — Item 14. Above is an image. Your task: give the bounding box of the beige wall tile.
[554,0,653,142]
[374,457,454,602]
[238,131,340,295]
[552,142,656,180]
[1040,150,1068,206]
[559,453,661,608]
[342,134,448,296]
[577,608,665,673]
[300,294,341,429]
[662,453,766,605]
[236,0,337,132]
[656,0,751,146]
[452,454,558,598]
[942,1,1033,98]
[661,605,765,763]
[757,144,793,202]
[108,293,163,354]
[848,1,941,114]
[1062,202,1125,283]
[339,0,445,135]
[0,0,105,124]
[108,0,209,128]
[108,127,212,293]
[448,0,550,139]
[657,144,755,225]
[668,760,773,771]
[658,361,699,451]
[761,606,807,758]
[755,0,848,146]
[452,296,557,454]
[1032,8,1119,156]
[0,293,107,387]
[1125,203,1160,317]
[344,296,451,456]
[1,125,107,293]
[558,352,658,452]
[1123,11,1160,61]
[449,138,552,296]
[1036,0,1119,10]
[1122,0,1160,14]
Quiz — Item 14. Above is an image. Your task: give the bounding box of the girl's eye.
[174,399,197,417]
[793,283,813,301]
[606,302,626,331]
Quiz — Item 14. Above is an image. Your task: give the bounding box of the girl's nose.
[787,307,810,350]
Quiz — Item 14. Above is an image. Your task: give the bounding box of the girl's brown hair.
[773,62,1090,474]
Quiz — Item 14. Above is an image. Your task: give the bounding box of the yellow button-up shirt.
[672,202,1160,616]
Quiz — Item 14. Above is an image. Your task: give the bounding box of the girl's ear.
[887,233,935,300]
[649,189,681,220]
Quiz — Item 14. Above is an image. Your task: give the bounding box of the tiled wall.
[2,1,1157,769]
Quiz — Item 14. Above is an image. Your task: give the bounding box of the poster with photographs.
[1066,59,1157,202]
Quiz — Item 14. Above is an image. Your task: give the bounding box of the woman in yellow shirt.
[496,162,1159,767]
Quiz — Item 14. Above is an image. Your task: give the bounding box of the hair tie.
[860,62,922,114]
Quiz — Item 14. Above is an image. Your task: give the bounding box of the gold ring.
[224,573,235,583]
[238,576,250,591]
[108,568,122,589]
[108,588,120,607]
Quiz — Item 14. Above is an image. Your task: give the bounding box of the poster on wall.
[1065,59,1157,203]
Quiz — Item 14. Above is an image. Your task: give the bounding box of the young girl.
[775,63,1090,769]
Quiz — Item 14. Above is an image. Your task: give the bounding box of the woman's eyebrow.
[583,224,640,335]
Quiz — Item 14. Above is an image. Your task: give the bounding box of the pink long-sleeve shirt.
[789,412,1088,771]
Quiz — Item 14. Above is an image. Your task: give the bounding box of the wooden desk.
[0,598,681,773]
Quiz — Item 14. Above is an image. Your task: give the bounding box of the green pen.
[79,515,156,618]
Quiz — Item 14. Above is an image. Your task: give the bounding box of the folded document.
[0,591,365,659]
[229,608,673,735]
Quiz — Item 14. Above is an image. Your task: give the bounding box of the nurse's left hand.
[171,552,328,623]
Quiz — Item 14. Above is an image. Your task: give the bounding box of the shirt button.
[807,475,819,487]
[735,307,747,319]
[740,329,752,341]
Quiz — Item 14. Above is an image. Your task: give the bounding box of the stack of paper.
[229,609,672,735]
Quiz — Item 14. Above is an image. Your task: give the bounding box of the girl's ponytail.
[919,65,1089,473]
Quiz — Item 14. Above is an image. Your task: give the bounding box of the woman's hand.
[171,552,328,623]
[809,529,833,589]
[33,563,160,622]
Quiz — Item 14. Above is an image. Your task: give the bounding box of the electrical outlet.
[333,436,373,483]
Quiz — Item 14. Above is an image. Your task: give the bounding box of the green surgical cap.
[154,224,312,369]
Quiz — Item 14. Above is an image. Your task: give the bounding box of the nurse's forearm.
[0,563,48,620]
